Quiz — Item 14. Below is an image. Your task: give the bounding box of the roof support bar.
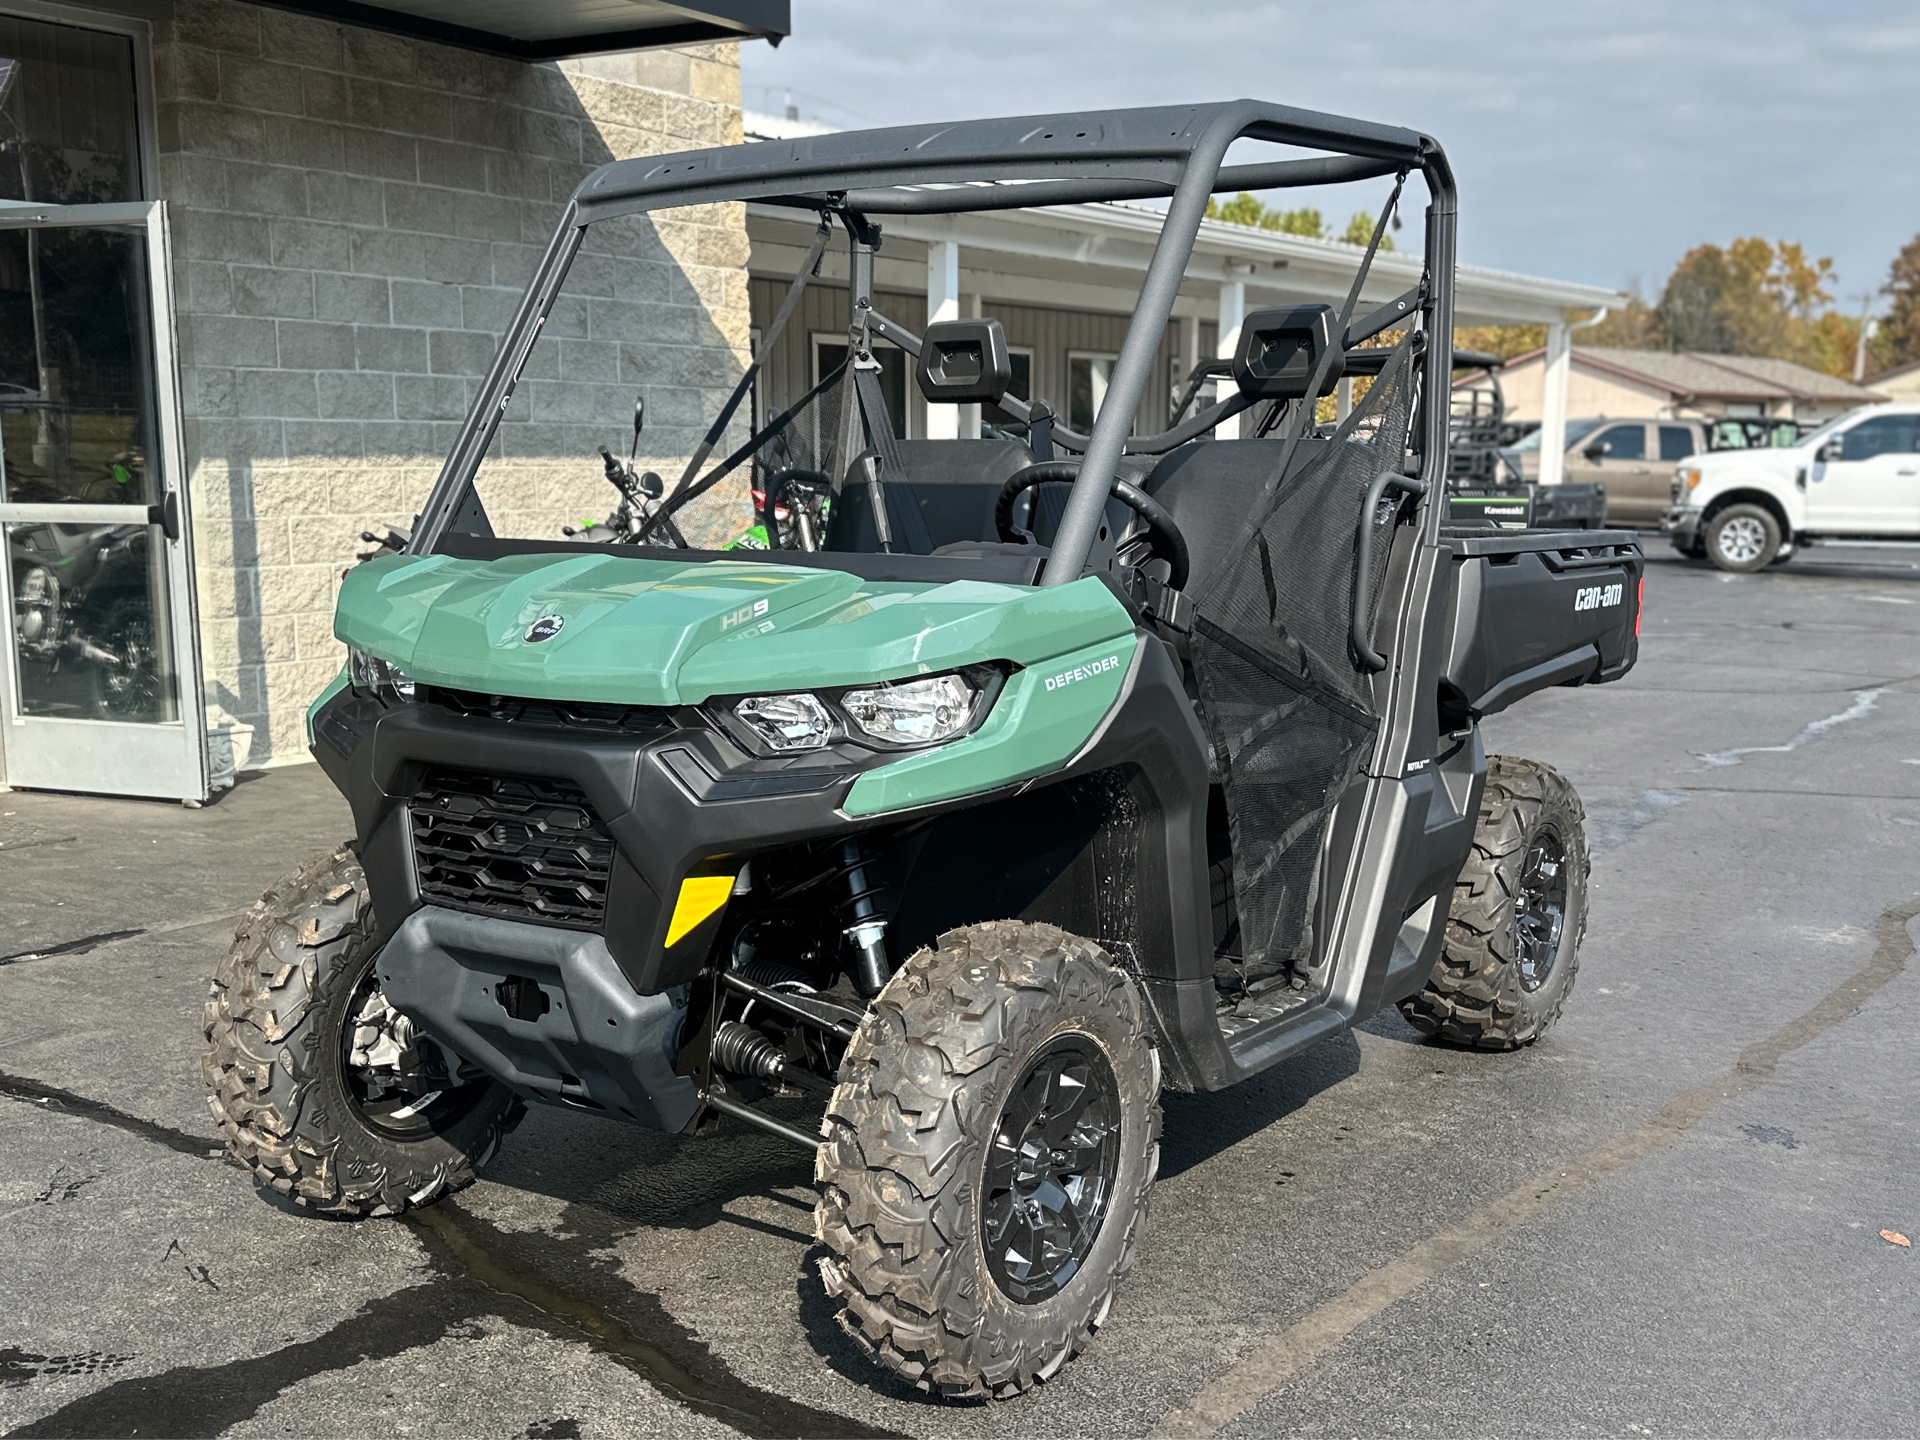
[1042,110,1245,585]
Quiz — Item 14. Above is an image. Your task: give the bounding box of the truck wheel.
[203,844,522,1216]
[1704,503,1779,572]
[815,921,1161,1399]
[1398,755,1589,1050]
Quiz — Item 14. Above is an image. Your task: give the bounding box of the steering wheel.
[994,460,1191,591]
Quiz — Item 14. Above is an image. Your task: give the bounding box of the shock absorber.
[838,838,892,997]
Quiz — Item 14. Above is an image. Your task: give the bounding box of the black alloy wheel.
[981,1035,1122,1304]
[1513,828,1568,993]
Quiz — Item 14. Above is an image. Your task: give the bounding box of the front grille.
[427,686,671,734]
[410,768,615,928]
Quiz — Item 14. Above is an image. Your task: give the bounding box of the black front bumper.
[377,905,701,1127]
[311,686,885,996]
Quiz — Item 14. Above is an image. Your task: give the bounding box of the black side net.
[1189,338,1420,1017]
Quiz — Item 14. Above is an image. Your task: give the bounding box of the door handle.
[146,491,180,541]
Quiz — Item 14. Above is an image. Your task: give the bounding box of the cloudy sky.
[741,1,1920,309]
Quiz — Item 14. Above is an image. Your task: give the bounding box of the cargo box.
[1439,527,1642,718]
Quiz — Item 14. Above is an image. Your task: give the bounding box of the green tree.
[1341,210,1394,251]
[1656,238,1855,375]
[1206,193,1326,237]
[1869,233,1920,373]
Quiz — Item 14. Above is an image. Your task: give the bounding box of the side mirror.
[1582,441,1609,462]
[630,395,646,462]
[1817,437,1844,463]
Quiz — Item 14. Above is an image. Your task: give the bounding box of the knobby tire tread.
[814,921,1161,1399]
[202,844,522,1217]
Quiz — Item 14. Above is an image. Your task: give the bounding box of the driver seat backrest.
[1141,438,1335,584]
[825,438,1036,553]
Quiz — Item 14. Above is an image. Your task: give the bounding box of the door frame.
[0,198,209,800]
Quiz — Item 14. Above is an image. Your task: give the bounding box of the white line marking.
[1697,689,1883,769]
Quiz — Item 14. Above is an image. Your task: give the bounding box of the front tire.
[1399,756,1589,1050]
[1705,503,1780,572]
[815,921,1161,1399]
[203,845,522,1216]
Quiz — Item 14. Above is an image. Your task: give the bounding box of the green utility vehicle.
[204,101,1643,1399]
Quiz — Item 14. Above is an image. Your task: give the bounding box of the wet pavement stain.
[0,1350,133,1392]
[2,1282,477,1438]
[0,930,146,967]
[409,1201,900,1440]
[0,1075,897,1440]
[0,1073,216,1159]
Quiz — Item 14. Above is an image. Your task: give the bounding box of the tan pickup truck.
[1503,418,1708,527]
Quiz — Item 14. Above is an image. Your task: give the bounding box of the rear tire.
[815,921,1161,1398]
[1704,503,1779,572]
[1398,756,1589,1050]
[203,845,522,1216]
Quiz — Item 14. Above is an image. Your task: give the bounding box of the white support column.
[924,239,961,440]
[1336,377,1353,422]
[1180,312,1201,405]
[1537,316,1572,487]
[1216,278,1245,439]
[960,291,982,439]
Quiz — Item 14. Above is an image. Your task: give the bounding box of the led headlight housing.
[348,647,415,702]
[840,672,980,747]
[718,668,997,757]
[732,692,834,752]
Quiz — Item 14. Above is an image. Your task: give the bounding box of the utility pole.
[1850,293,1879,383]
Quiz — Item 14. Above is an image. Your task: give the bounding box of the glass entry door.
[0,198,206,800]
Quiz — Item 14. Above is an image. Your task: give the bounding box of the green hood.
[334,551,1135,705]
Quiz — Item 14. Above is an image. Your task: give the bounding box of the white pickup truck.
[1665,403,1920,571]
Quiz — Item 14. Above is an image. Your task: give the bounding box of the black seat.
[1142,439,1333,583]
[826,438,1036,554]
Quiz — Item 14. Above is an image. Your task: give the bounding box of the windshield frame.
[408,101,1459,585]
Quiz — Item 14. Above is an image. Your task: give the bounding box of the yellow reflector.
[666,874,736,946]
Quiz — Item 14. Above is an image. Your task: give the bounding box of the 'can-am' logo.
[523,615,565,643]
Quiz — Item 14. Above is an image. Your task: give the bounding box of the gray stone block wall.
[153,1,751,766]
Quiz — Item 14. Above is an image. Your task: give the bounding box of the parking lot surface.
[3,542,1918,1439]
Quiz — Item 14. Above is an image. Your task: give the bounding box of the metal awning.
[251,0,788,61]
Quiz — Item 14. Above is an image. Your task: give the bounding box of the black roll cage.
[409,99,1459,584]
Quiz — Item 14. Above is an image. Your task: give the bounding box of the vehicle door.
[1803,413,1920,533]
[1568,423,1656,525]
[1655,423,1699,516]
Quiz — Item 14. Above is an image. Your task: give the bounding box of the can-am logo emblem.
[523,615,565,643]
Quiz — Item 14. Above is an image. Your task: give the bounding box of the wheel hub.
[1514,828,1569,991]
[1717,515,1766,564]
[342,975,474,1135]
[981,1035,1121,1304]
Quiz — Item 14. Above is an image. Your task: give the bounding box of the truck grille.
[409,768,614,928]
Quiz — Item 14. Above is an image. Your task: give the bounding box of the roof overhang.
[247,0,788,61]
[746,202,1626,330]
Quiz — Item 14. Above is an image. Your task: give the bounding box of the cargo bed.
[1438,526,1642,720]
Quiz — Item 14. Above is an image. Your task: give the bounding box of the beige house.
[1497,346,1883,428]
[1868,357,1920,404]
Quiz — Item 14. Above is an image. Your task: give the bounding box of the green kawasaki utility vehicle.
[204,101,1643,1398]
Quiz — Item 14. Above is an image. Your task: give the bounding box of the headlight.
[348,647,415,701]
[1678,465,1701,494]
[841,673,980,747]
[733,692,833,751]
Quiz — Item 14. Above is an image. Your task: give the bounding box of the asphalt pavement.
[3,539,1917,1439]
